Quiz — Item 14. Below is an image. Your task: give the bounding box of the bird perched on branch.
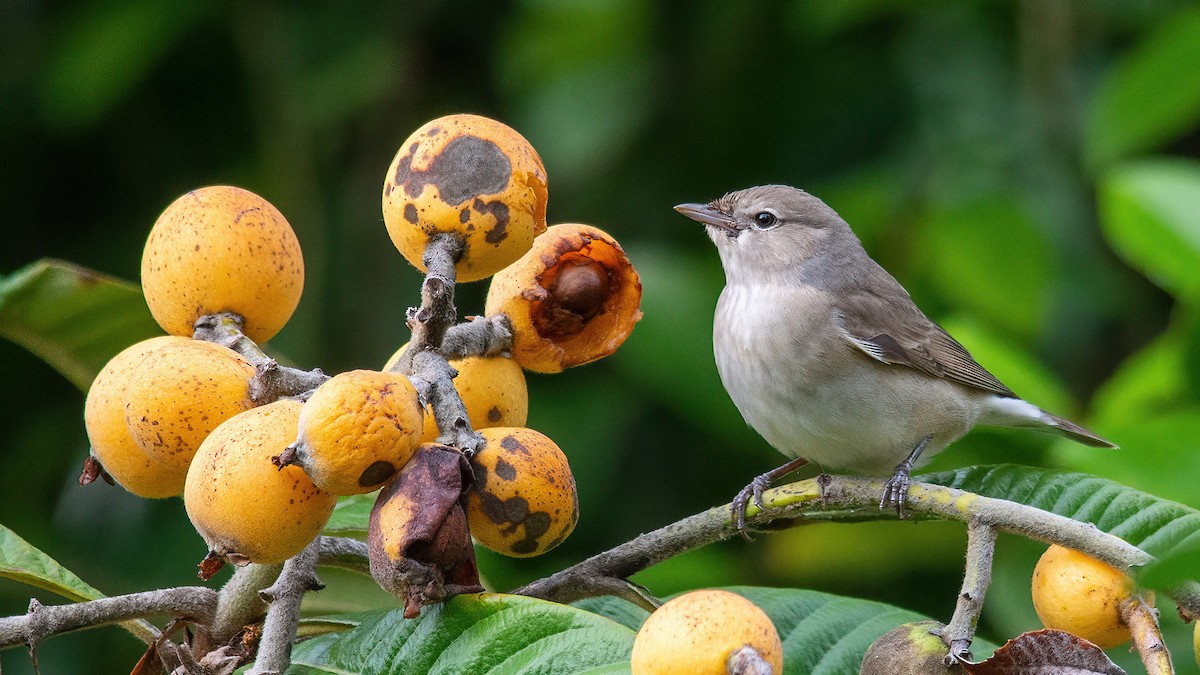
[675,185,1114,529]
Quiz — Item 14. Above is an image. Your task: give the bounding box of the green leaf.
[920,464,1200,563]
[0,524,105,602]
[293,588,1001,675]
[0,524,158,644]
[1097,158,1200,302]
[571,596,651,632]
[1050,407,1200,510]
[289,593,635,674]
[1086,7,1200,168]
[0,259,162,391]
[323,494,375,540]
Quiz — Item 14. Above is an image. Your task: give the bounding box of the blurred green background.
[3,0,1200,672]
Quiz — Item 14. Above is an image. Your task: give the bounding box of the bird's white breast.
[713,282,982,475]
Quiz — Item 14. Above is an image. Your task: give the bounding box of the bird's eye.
[753,211,779,229]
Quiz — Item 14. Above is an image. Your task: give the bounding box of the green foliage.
[1086,7,1200,168]
[0,259,161,391]
[290,588,1001,674]
[4,1,1200,672]
[289,593,635,674]
[1098,159,1200,302]
[922,465,1200,563]
[0,525,104,603]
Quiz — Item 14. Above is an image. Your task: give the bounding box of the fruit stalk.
[390,234,485,455]
[246,540,323,675]
[1121,595,1173,675]
[193,312,330,403]
[440,314,514,359]
[941,519,996,664]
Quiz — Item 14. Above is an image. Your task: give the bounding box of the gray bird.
[675,185,1114,528]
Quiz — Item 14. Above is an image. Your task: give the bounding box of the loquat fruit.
[382,114,548,283]
[141,185,304,342]
[282,369,424,496]
[185,399,336,566]
[485,223,642,373]
[84,335,193,498]
[630,589,783,675]
[465,427,577,557]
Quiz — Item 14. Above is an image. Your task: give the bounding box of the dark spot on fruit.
[503,496,530,522]
[494,457,517,481]
[473,198,511,243]
[460,208,471,224]
[404,203,419,224]
[500,435,530,455]
[487,406,501,423]
[399,135,511,205]
[359,461,397,487]
[524,511,551,539]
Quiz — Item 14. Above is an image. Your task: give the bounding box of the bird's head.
[675,184,853,282]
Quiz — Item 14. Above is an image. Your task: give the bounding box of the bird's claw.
[731,473,773,540]
[879,469,911,518]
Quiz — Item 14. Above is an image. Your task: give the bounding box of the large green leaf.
[920,464,1200,562]
[292,587,1001,674]
[0,259,161,391]
[0,525,105,602]
[1085,7,1200,168]
[288,593,635,674]
[1097,159,1200,302]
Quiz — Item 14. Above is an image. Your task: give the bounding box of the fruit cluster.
[81,114,643,615]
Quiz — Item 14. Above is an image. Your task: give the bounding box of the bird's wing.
[833,277,1017,398]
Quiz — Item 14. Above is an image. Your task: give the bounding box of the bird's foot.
[730,456,810,540]
[879,468,911,518]
[731,473,773,541]
[879,434,933,519]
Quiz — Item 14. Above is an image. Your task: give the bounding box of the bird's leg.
[732,456,809,539]
[880,434,933,518]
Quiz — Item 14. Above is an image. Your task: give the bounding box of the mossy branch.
[513,475,1200,621]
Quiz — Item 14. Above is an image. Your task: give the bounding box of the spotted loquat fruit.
[382,114,548,283]
[141,185,304,342]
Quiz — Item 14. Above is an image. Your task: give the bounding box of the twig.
[941,519,996,664]
[1121,595,1173,675]
[206,563,282,649]
[389,235,485,455]
[0,588,216,650]
[246,541,322,675]
[318,536,371,576]
[440,314,514,359]
[192,312,329,403]
[514,475,1200,619]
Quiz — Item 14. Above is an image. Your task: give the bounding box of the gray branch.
[193,312,329,403]
[440,314,514,359]
[389,235,485,456]
[246,541,323,675]
[941,519,996,664]
[0,588,216,650]
[514,475,1200,621]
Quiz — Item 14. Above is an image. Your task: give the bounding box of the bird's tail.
[1041,412,1118,449]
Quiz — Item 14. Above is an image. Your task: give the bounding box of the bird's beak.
[674,203,739,236]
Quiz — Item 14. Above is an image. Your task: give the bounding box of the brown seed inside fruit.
[534,255,610,339]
